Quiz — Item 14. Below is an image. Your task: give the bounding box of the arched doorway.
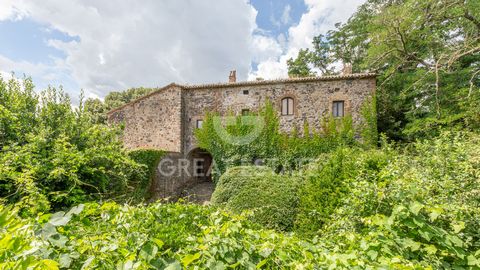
[187,148,213,183]
[182,148,214,204]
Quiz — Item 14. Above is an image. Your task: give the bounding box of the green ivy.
[195,100,364,181]
[127,149,165,202]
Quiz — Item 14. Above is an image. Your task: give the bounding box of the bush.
[0,76,144,214]
[315,131,480,268]
[295,147,389,235]
[211,166,301,231]
[127,149,165,202]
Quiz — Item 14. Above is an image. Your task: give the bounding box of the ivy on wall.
[195,99,377,181]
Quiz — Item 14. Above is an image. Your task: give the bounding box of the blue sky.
[0,0,364,100]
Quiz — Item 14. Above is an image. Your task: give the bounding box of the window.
[281,97,294,116]
[332,101,345,117]
[241,109,250,116]
[196,119,203,128]
[243,90,249,95]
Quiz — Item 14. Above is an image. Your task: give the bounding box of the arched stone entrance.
[187,148,213,183]
[182,148,214,204]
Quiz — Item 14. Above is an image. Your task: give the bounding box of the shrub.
[211,166,301,231]
[127,149,165,202]
[0,76,144,213]
[295,147,389,234]
[317,131,480,268]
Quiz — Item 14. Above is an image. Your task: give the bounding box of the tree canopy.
[288,0,480,140]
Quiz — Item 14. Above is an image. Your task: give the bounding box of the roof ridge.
[107,73,376,115]
[180,73,376,89]
[107,82,181,115]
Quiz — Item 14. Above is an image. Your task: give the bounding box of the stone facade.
[108,73,376,199]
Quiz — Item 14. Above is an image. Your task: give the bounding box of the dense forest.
[1,0,479,269]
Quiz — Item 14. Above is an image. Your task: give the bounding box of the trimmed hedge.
[211,166,301,231]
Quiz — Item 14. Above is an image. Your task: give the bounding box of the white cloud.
[0,0,366,98]
[0,0,26,21]
[250,0,365,80]
[281,4,292,25]
[1,0,258,98]
[251,35,283,63]
[0,54,65,83]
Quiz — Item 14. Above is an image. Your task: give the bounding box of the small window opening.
[243,90,249,95]
[196,119,203,128]
[332,101,345,117]
[241,109,250,116]
[281,97,294,116]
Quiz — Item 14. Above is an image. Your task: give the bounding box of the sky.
[0,0,365,100]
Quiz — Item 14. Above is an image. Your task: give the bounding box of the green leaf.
[49,211,71,226]
[428,207,443,222]
[424,245,437,255]
[59,254,72,268]
[152,238,164,249]
[468,255,480,266]
[409,201,424,215]
[41,259,59,270]
[256,259,268,269]
[452,221,465,233]
[165,261,182,270]
[181,253,201,267]
[66,204,84,216]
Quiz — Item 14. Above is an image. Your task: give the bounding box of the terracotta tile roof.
[107,73,376,115]
[182,73,376,89]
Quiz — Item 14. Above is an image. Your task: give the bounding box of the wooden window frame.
[281,97,294,116]
[332,100,345,118]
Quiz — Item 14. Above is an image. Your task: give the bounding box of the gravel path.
[182,181,214,205]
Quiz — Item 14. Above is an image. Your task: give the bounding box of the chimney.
[229,70,236,83]
[342,63,352,75]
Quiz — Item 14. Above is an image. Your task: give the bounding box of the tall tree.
[288,0,480,140]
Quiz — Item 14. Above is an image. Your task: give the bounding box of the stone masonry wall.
[108,85,183,152]
[108,75,376,200]
[183,77,376,154]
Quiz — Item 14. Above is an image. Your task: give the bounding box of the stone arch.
[186,147,213,183]
[277,93,299,116]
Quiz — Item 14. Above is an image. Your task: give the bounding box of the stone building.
[107,71,376,199]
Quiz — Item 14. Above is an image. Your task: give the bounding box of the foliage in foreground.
[0,76,144,213]
[297,131,480,268]
[0,201,430,270]
[211,166,301,231]
[206,132,480,268]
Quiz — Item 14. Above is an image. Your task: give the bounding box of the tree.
[0,76,144,214]
[288,0,480,140]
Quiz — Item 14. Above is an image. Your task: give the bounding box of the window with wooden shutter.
[281,97,294,116]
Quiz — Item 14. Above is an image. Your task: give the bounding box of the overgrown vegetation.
[2,132,479,268]
[1,0,479,268]
[195,100,367,181]
[0,76,145,214]
[127,149,165,202]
